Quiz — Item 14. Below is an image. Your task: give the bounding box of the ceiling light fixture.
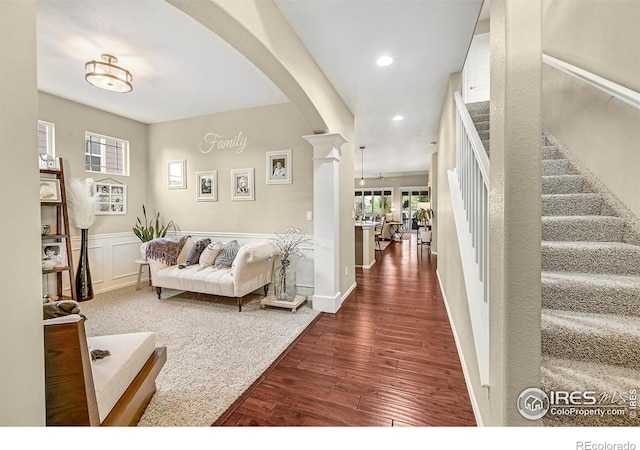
[85,54,133,93]
[359,146,366,186]
[393,115,404,121]
[376,56,393,67]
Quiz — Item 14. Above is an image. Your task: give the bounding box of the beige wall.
[38,92,149,237]
[542,0,640,219]
[148,102,314,234]
[0,1,46,425]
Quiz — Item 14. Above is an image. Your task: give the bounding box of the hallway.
[216,234,476,426]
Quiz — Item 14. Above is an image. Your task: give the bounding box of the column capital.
[303,132,348,161]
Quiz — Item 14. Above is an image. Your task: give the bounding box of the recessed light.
[376,56,393,67]
[392,115,404,121]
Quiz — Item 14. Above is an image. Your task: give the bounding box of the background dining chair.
[375,218,385,253]
[418,228,432,254]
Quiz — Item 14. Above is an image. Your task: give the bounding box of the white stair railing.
[543,54,640,110]
[447,91,490,387]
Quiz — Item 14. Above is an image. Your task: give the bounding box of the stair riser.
[542,283,640,317]
[542,245,640,275]
[542,176,585,195]
[542,159,569,176]
[542,218,625,242]
[542,195,602,216]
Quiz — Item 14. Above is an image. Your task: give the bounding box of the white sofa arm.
[148,236,193,279]
[232,242,276,297]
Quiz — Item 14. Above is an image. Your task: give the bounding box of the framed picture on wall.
[168,159,187,189]
[94,182,127,215]
[266,149,291,185]
[39,178,61,202]
[231,168,254,201]
[196,171,217,202]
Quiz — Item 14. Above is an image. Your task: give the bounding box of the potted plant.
[415,207,432,227]
[133,205,176,260]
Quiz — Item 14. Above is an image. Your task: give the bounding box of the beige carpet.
[79,285,320,426]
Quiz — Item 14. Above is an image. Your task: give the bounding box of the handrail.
[543,53,640,110]
[450,91,490,387]
[454,92,490,186]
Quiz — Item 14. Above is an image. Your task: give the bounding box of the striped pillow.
[214,240,240,269]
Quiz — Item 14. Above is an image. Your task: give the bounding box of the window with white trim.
[38,120,55,159]
[85,132,129,176]
[354,188,393,216]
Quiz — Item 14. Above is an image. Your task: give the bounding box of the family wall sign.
[199,131,249,154]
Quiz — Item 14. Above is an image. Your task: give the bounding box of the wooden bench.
[43,314,166,426]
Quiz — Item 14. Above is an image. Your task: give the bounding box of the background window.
[354,188,393,217]
[85,132,129,176]
[38,121,55,159]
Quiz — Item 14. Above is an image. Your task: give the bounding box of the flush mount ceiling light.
[376,55,393,67]
[392,115,404,121]
[359,146,366,186]
[85,54,133,93]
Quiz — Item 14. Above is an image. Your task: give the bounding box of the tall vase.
[75,228,93,301]
[274,258,297,301]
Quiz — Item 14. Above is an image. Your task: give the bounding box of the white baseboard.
[436,268,485,427]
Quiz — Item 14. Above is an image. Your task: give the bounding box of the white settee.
[43,314,166,426]
[148,236,276,312]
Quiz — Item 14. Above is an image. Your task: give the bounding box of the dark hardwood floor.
[215,234,476,426]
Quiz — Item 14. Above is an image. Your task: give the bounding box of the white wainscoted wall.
[42,231,314,299]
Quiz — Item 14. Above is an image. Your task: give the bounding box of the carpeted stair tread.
[477,130,490,140]
[542,215,625,242]
[542,271,640,317]
[542,241,640,275]
[542,175,586,195]
[473,120,490,131]
[541,356,640,426]
[471,113,490,123]
[542,193,603,216]
[542,145,559,160]
[542,159,569,176]
[542,309,640,369]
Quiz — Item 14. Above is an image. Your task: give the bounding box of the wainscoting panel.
[44,231,315,298]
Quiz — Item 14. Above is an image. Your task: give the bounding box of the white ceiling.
[36,0,483,178]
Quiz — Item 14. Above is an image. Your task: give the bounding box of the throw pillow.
[214,240,240,269]
[199,241,224,268]
[179,238,211,269]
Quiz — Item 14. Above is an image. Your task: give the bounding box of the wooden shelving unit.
[41,157,76,300]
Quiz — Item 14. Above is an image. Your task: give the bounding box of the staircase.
[467,101,640,426]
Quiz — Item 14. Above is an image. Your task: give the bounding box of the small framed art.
[231,168,254,201]
[39,178,61,202]
[42,242,65,270]
[196,171,217,202]
[95,182,127,215]
[266,149,292,185]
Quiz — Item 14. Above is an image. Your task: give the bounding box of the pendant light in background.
[359,146,365,186]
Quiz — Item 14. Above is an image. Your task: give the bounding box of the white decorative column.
[303,133,348,313]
